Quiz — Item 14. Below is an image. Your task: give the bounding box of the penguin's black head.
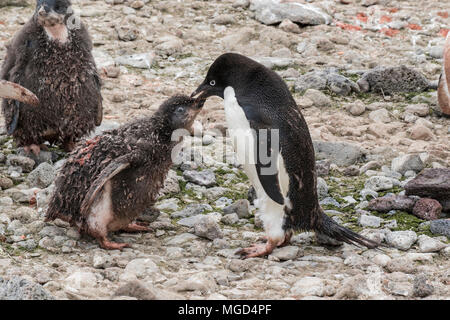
[157,95,205,130]
[191,53,255,100]
[35,0,72,27]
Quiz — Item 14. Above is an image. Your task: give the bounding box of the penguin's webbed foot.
[122,223,152,233]
[99,238,130,250]
[236,240,277,259]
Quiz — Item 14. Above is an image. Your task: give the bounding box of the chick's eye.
[176,106,185,113]
[210,80,216,86]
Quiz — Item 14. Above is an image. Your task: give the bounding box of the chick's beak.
[0,80,39,106]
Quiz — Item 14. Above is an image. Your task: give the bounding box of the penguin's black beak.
[190,81,209,99]
[0,80,39,106]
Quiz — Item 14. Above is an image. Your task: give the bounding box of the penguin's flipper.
[94,74,103,126]
[7,100,20,135]
[253,127,285,205]
[80,159,130,217]
[95,99,103,126]
[239,104,285,206]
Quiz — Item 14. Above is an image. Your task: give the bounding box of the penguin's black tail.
[315,210,381,249]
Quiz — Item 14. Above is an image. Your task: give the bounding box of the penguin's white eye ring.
[176,106,185,113]
[210,80,216,86]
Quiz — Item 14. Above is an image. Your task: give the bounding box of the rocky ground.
[0,0,449,300]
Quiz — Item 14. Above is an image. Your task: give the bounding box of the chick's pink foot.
[122,223,152,233]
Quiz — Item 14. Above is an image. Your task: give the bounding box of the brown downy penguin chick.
[437,32,450,116]
[46,95,205,250]
[1,0,102,154]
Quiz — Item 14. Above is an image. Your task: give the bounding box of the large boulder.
[405,168,450,200]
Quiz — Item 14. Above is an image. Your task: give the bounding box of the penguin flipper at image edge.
[80,156,131,217]
[94,74,103,126]
[241,104,285,206]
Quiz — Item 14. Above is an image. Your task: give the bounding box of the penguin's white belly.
[223,86,289,242]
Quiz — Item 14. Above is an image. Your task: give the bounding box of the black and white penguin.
[192,53,380,258]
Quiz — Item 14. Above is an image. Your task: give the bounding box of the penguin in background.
[1,0,103,154]
[192,53,380,258]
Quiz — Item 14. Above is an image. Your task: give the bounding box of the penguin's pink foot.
[99,239,130,250]
[257,231,292,247]
[24,144,41,155]
[236,239,278,259]
[122,223,152,233]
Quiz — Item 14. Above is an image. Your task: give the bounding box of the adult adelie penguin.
[1,0,102,154]
[192,53,380,258]
[46,95,205,250]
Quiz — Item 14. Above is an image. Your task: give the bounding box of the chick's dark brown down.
[46,95,204,250]
[0,0,102,153]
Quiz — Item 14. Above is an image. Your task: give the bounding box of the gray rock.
[368,195,417,212]
[290,276,335,297]
[270,246,300,261]
[391,154,424,175]
[295,69,359,96]
[166,233,199,246]
[358,214,383,228]
[194,216,223,240]
[0,277,54,300]
[252,57,294,70]
[115,52,155,69]
[385,231,418,250]
[171,204,212,218]
[413,274,434,297]
[430,219,450,237]
[364,176,394,191]
[357,65,432,94]
[26,162,56,188]
[39,225,66,238]
[114,280,183,300]
[429,46,444,59]
[221,213,240,225]
[183,170,216,187]
[368,109,391,123]
[0,0,29,6]
[6,155,35,173]
[405,168,450,201]
[316,177,328,199]
[417,235,447,253]
[223,199,251,218]
[177,214,205,228]
[124,259,159,279]
[250,0,331,25]
[303,89,332,108]
[320,197,341,208]
[313,141,364,166]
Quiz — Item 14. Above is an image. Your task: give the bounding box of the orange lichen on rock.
[379,15,392,24]
[380,28,399,37]
[408,24,422,30]
[356,13,368,23]
[336,21,362,31]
